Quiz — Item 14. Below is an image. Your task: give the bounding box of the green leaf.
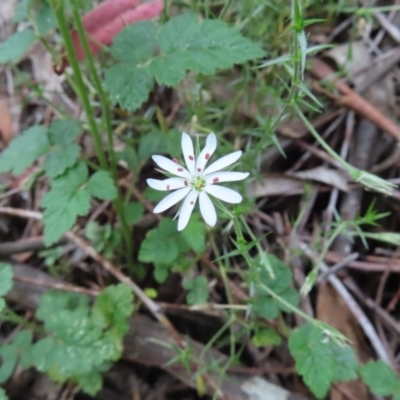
[139,218,182,265]
[0,346,17,383]
[104,64,154,112]
[0,263,13,297]
[258,255,293,293]
[124,202,144,226]
[182,218,206,253]
[289,323,334,399]
[359,360,398,396]
[253,296,279,320]
[110,22,157,63]
[153,263,170,283]
[183,276,209,305]
[35,4,57,35]
[0,387,8,400]
[0,29,36,64]
[252,328,282,347]
[77,371,103,396]
[93,284,134,337]
[277,287,299,312]
[41,163,91,245]
[0,300,5,314]
[331,342,358,382]
[87,171,118,201]
[139,131,169,160]
[0,126,49,175]
[148,14,265,86]
[117,147,139,170]
[48,119,81,146]
[44,144,80,178]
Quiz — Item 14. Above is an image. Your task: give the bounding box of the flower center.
[192,175,206,191]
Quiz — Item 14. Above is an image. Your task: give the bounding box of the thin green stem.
[51,0,107,170]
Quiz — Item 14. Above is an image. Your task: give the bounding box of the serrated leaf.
[117,147,139,170]
[252,328,282,347]
[104,64,154,111]
[258,254,292,293]
[0,263,13,297]
[139,218,182,265]
[277,287,299,312]
[48,119,81,146]
[110,22,157,63]
[331,342,358,382]
[359,360,398,396]
[87,171,118,200]
[93,284,134,337]
[0,126,49,175]
[289,323,334,399]
[153,263,170,283]
[124,202,144,226]
[0,29,36,64]
[43,143,80,178]
[183,276,209,305]
[42,188,91,245]
[182,218,206,253]
[148,14,264,86]
[41,163,91,245]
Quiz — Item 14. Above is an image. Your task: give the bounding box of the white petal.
[154,188,191,213]
[178,190,199,231]
[204,185,243,203]
[196,132,217,173]
[199,191,217,227]
[147,178,188,191]
[205,171,249,185]
[204,151,242,175]
[152,155,191,179]
[181,132,196,174]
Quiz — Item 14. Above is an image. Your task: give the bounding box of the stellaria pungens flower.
[147,132,249,231]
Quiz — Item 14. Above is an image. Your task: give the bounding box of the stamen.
[197,168,201,172]
[177,168,183,172]
[190,201,194,205]
[172,158,178,163]
[167,185,170,190]
[184,180,188,186]
[213,177,219,183]
[205,153,210,160]
[189,155,194,161]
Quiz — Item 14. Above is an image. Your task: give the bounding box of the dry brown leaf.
[317,283,370,400]
[0,97,14,144]
[248,175,305,197]
[289,166,349,192]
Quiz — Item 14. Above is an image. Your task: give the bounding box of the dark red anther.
[177,168,183,172]
[184,180,188,186]
[172,158,179,163]
[197,168,201,172]
[205,153,210,160]
[189,155,194,160]
[167,185,170,190]
[213,177,219,183]
[190,201,194,205]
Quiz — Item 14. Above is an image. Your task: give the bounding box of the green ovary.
[192,176,206,191]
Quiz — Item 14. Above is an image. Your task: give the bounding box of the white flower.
[147,132,249,231]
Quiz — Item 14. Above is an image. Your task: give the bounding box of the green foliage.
[44,119,81,178]
[0,29,36,64]
[104,15,264,111]
[183,276,209,305]
[0,263,13,299]
[87,171,118,200]
[41,162,118,246]
[0,330,32,383]
[359,360,400,398]
[41,162,91,245]
[0,126,49,175]
[0,285,135,396]
[252,327,282,347]
[138,218,206,282]
[289,323,358,399]
[85,222,122,258]
[251,255,299,320]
